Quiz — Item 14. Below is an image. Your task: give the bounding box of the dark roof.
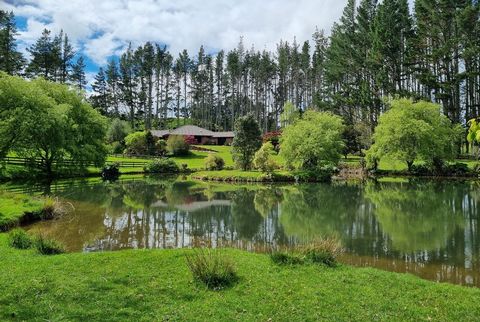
[170,125,214,136]
[151,125,234,138]
[212,131,235,138]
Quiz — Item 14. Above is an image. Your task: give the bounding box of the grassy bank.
[192,170,295,182]
[0,191,45,231]
[1,235,480,321]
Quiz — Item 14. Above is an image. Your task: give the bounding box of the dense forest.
[1,0,479,136]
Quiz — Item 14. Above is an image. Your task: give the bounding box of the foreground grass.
[0,191,44,230]
[1,235,480,321]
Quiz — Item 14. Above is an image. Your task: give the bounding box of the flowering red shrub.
[263,131,282,151]
[184,135,197,145]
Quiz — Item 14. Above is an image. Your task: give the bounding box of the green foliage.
[467,118,480,159]
[204,154,225,171]
[167,135,190,156]
[280,101,300,128]
[280,110,345,172]
[124,131,148,155]
[253,142,277,173]
[34,235,66,255]
[185,249,238,290]
[8,229,33,249]
[102,162,120,180]
[232,114,262,171]
[366,99,461,171]
[106,118,131,143]
[0,73,108,174]
[270,238,343,267]
[155,139,167,156]
[144,159,179,173]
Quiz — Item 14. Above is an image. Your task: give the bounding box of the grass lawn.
[192,169,294,182]
[0,191,44,230]
[1,235,480,321]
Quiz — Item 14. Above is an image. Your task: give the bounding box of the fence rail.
[0,156,151,168]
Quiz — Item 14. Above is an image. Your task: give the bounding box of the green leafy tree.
[467,118,480,159]
[232,114,262,170]
[280,101,300,128]
[366,99,461,171]
[253,142,277,173]
[107,118,132,143]
[0,73,107,175]
[280,110,345,170]
[124,132,148,155]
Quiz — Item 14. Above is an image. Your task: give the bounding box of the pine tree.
[0,10,25,75]
[26,29,57,80]
[91,67,109,114]
[106,58,120,116]
[70,56,86,90]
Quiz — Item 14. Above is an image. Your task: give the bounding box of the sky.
[5,0,414,85]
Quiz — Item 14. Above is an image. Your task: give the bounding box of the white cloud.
[5,0,413,66]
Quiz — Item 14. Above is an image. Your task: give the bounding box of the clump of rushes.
[8,228,33,249]
[270,237,343,267]
[34,235,66,255]
[41,197,73,220]
[185,249,238,290]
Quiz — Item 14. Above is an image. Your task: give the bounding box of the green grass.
[1,235,480,321]
[0,191,44,230]
[192,170,294,182]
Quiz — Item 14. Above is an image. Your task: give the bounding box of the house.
[151,125,234,145]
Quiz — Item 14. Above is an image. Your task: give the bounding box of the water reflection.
[14,176,480,287]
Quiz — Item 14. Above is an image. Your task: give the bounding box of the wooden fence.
[0,156,150,168]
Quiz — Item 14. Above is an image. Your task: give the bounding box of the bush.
[444,162,470,176]
[124,131,148,155]
[34,235,65,255]
[155,139,167,156]
[107,118,131,143]
[263,131,282,150]
[144,159,179,173]
[8,229,33,249]
[110,141,125,154]
[293,165,337,182]
[167,135,190,156]
[204,154,225,171]
[102,162,120,180]
[184,135,198,145]
[253,142,277,173]
[185,249,238,290]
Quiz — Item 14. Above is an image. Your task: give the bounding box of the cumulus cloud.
[5,0,413,66]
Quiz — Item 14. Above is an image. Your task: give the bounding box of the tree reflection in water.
[19,176,480,286]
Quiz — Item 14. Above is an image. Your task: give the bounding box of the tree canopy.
[280,110,345,171]
[366,99,461,171]
[0,73,108,174]
[232,114,262,170]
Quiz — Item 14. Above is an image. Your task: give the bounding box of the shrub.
[185,249,238,290]
[253,142,277,173]
[144,159,179,173]
[232,114,262,170]
[263,131,282,150]
[34,235,65,255]
[110,141,124,154]
[293,165,337,182]
[155,139,167,156]
[8,229,33,249]
[184,135,198,145]
[124,131,148,155]
[107,118,131,143]
[204,154,225,171]
[102,162,120,180]
[167,135,190,156]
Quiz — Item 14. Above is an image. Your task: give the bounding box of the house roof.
[150,130,170,137]
[151,125,234,138]
[212,131,235,138]
[171,125,215,136]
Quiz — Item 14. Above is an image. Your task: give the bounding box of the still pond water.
[5,176,480,287]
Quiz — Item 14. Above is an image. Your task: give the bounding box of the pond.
[4,176,480,287]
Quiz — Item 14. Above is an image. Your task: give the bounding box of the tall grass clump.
[185,249,238,290]
[8,229,33,249]
[34,235,66,255]
[41,197,73,220]
[270,237,343,267]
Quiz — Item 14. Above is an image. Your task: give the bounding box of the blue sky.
[7,0,415,85]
